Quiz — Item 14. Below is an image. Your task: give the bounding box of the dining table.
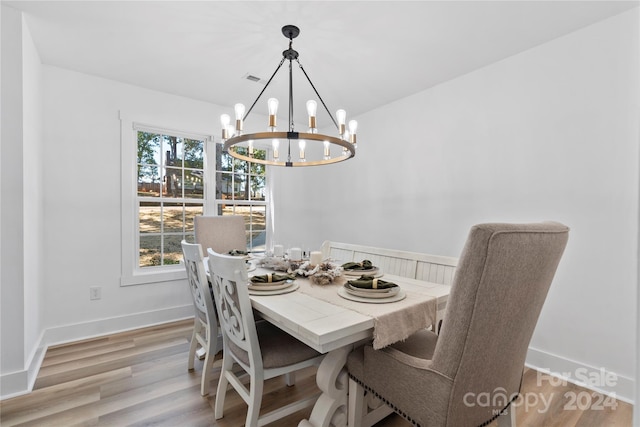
[244,259,451,427]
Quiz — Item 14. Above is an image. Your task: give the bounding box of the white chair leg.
[246,374,264,427]
[348,378,365,427]
[200,348,215,396]
[201,322,219,396]
[188,322,199,371]
[215,355,234,419]
[285,372,295,386]
[497,405,516,427]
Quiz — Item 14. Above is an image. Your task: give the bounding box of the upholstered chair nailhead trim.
[348,373,518,427]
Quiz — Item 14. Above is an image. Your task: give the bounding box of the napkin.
[250,273,295,284]
[347,275,397,289]
[229,249,249,256]
[341,260,374,270]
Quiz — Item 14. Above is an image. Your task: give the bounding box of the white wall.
[0,4,46,398]
[274,10,639,400]
[1,4,27,397]
[40,67,228,342]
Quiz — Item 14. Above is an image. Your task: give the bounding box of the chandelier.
[220,25,357,167]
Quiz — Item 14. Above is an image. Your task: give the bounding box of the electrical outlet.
[89,286,102,300]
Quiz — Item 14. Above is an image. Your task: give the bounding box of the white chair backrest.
[194,215,246,254]
[181,241,216,322]
[207,249,263,373]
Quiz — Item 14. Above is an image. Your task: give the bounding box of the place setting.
[341,260,384,278]
[338,274,406,304]
[248,272,298,295]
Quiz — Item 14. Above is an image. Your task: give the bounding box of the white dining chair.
[207,249,325,427]
[181,240,220,396]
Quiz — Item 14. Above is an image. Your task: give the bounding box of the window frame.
[120,114,215,286]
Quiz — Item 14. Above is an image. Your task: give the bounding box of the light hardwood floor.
[0,320,633,426]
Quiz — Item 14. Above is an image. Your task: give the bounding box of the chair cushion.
[230,320,321,369]
[390,329,438,360]
[347,329,438,383]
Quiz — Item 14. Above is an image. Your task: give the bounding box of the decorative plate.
[248,279,294,291]
[337,287,406,304]
[345,283,400,297]
[344,284,400,298]
[248,282,299,295]
[343,267,383,277]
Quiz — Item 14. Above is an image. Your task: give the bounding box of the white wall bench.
[321,241,458,331]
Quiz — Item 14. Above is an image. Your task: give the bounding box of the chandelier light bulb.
[248,139,254,156]
[348,119,358,134]
[348,120,358,145]
[299,139,306,161]
[268,98,279,115]
[268,98,279,130]
[336,109,346,136]
[306,100,317,116]
[220,114,230,139]
[234,103,246,119]
[272,139,279,159]
[234,103,245,134]
[323,140,330,159]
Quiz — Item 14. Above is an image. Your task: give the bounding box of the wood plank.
[1,321,631,427]
[34,338,190,389]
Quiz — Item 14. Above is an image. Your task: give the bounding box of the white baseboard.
[526,347,635,404]
[0,304,193,400]
[1,330,48,400]
[42,304,193,346]
[0,370,29,400]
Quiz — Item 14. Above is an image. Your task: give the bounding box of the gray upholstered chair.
[207,249,325,427]
[194,215,246,255]
[181,240,220,396]
[347,222,569,427]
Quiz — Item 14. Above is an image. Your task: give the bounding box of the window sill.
[121,267,187,287]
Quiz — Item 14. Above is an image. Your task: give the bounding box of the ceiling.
[6,1,638,125]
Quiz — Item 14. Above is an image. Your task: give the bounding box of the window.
[120,113,271,286]
[136,130,205,267]
[214,144,267,251]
